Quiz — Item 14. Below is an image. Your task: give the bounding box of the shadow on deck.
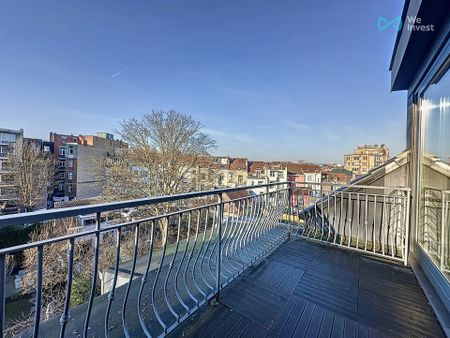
[170,238,444,338]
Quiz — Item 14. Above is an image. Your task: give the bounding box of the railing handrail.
[291,182,411,191]
[0,182,288,229]
[0,187,290,256]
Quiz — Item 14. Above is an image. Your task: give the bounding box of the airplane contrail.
[111,66,131,78]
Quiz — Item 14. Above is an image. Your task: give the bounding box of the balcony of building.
[0,176,447,337]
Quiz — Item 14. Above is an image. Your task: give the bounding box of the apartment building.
[246,161,266,194]
[286,163,322,206]
[0,128,23,214]
[225,158,248,187]
[189,156,222,190]
[265,162,288,191]
[49,132,127,201]
[321,167,355,195]
[344,144,389,175]
[193,156,249,188]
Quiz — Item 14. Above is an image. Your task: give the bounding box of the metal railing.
[419,187,450,275]
[291,183,411,265]
[0,182,290,337]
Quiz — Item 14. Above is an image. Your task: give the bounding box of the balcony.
[0,182,446,337]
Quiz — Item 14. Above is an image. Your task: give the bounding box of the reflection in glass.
[418,68,450,278]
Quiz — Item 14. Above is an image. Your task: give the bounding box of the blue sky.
[0,0,405,162]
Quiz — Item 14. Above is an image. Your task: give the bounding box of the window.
[0,146,9,156]
[68,159,74,168]
[67,185,72,193]
[68,171,73,180]
[59,173,65,180]
[58,183,64,191]
[0,133,16,143]
[418,64,450,278]
[67,146,75,155]
[59,147,65,156]
[59,161,65,168]
[238,175,243,184]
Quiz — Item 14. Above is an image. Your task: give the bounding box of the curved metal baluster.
[199,207,215,293]
[34,245,44,338]
[179,211,197,310]
[248,196,260,244]
[206,208,219,286]
[219,202,234,278]
[186,210,202,303]
[250,196,267,258]
[161,214,182,322]
[236,200,249,256]
[122,223,140,338]
[244,196,260,263]
[242,199,255,250]
[191,210,207,301]
[261,191,278,248]
[244,196,260,260]
[137,221,154,338]
[152,217,170,334]
[210,201,229,283]
[269,190,284,243]
[256,195,271,256]
[105,228,122,338]
[256,193,272,252]
[236,199,251,268]
[248,196,261,247]
[60,238,75,338]
[165,213,186,321]
[225,201,242,275]
[83,211,101,338]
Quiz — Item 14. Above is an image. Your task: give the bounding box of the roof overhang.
[390,0,449,91]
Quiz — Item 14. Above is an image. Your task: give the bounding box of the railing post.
[215,192,223,303]
[404,190,411,266]
[0,254,5,337]
[440,191,445,271]
[287,182,292,241]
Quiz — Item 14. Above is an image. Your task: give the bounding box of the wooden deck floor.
[170,238,444,338]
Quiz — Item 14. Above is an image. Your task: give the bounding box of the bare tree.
[5,220,117,337]
[7,141,56,213]
[100,110,216,244]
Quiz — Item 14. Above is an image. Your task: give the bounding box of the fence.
[0,182,290,337]
[291,183,411,265]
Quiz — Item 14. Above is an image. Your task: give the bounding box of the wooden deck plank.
[169,238,444,338]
